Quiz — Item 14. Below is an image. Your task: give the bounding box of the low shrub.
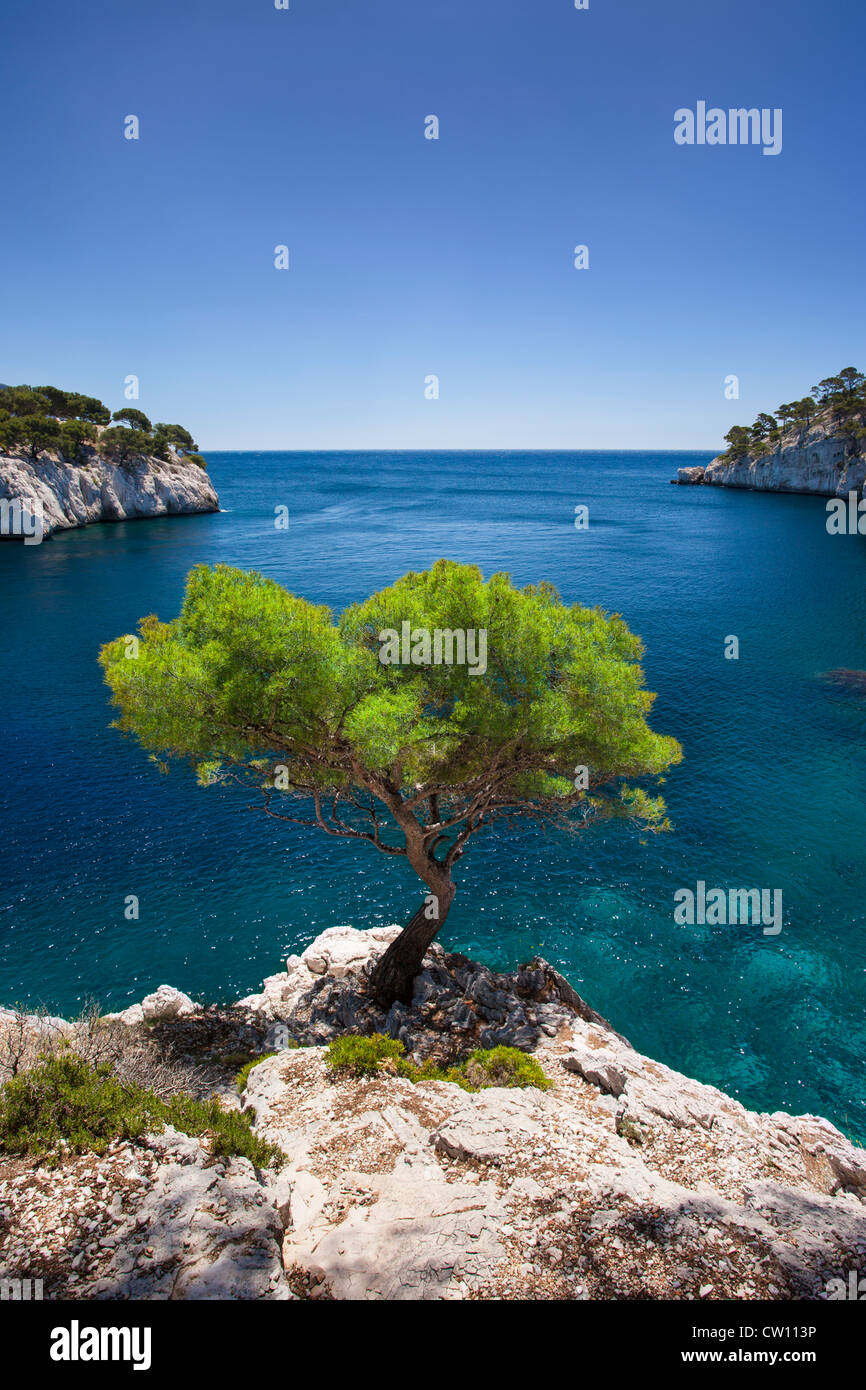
[0,1053,157,1157]
[161,1092,283,1168]
[326,1034,407,1079]
[0,1052,284,1169]
[460,1045,551,1091]
[325,1035,550,1093]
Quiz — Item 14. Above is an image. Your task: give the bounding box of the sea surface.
[2,451,865,1137]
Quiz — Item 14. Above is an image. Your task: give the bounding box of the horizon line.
[199,446,721,455]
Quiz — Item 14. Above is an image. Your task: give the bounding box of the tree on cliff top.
[722,369,866,461]
[99,561,682,1007]
[111,408,152,433]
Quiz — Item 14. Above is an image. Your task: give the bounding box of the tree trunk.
[371,883,455,1009]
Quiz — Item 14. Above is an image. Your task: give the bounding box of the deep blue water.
[2,451,865,1137]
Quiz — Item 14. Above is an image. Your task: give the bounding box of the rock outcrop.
[0,1128,290,1300]
[675,417,866,497]
[3,924,866,1300]
[0,445,219,540]
[234,927,866,1300]
[236,924,622,1058]
[104,984,198,1028]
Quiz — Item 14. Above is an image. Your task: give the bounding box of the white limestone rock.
[236,924,401,1020]
[0,444,219,540]
[140,985,198,1022]
[703,417,866,497]
[78,1128,291,1301]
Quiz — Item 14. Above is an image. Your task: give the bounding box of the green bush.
[324,1035,550,1093]
[0,1053,284,1169]
[161,1092,283,1168]
[326,1033,407,1078]
[59,419,97,464]
[0,1054,157,1157]
[0,416,23,451]
[19,414,61,460]
[460,1046,551,1091]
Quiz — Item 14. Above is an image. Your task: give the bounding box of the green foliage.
[67,394,111,426]
[99,560,678,990]
[19,414,61,460]
[0,386,52,417]
[0,415,23,452]
[161,1091,284,1168]
[326,1033,407,1077]
[33,386,76,419]
[149,431,171,461]
[59,419,97,463]
[750,412,778,443]
[0,1053,160,1158]
[100,426,148,465]
[460,1045,552,1091]
[111,407,152,433]
[99,559,679,823]
[324,1034,551,1092]
[721,370,866,462]
[0,1053,285,1169]
[0,385,111,426]
[155,423,196,452]
[185,453,208,470]
[0,384,199,464]
[723,425,752,458]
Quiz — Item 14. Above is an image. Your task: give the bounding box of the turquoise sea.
[1,451,865,1137]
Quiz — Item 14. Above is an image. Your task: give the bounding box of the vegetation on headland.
[0,1050,284,1167]
[99,558,682,1010]
[325,1034,552,1092]
[0,383,207,471]
[721,367,866,462]
[0,1023,548,1166]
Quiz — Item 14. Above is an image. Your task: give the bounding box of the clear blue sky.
[1,0,863,450]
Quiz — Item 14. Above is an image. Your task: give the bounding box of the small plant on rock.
[324,1034,551,1093]
[326,1033,409,1079]
[460,1046,552,1091]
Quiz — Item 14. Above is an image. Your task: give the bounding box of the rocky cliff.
[0,444,219,540]
[676,417,866,497]
[2,925,865,1301]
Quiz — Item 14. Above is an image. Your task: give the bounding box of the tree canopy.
[720,368,866,461]
[100,560,682,1004]
[0,383,205,470]
[111,407,152,433]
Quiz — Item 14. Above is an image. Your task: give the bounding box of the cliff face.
[677,417,866,497]
[0,445,219,540]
